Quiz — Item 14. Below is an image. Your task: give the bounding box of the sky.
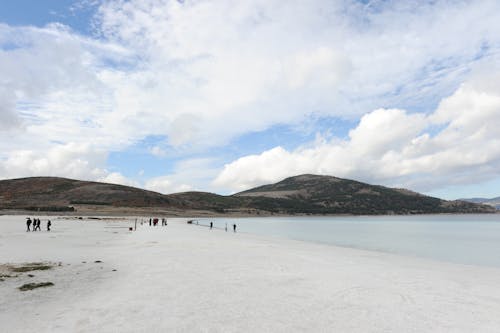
[1,0,500,199]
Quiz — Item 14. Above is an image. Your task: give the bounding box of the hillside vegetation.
[0,175,495,215]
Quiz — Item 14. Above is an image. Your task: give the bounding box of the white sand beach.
[1,215,500,332]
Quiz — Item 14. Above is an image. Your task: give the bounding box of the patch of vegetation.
[18,282,54,291]
[23,206,75,212]
[69,200,111,205]
[10,263,52,273]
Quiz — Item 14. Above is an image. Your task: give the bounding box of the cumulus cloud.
[0,141,140,187]
[144,176,192,194]
[214,73,500,192]
[145,158,221,194]
[99,172,139,187]
[2,0,500,195]
[90,0,500,148]
[0,143,108,180]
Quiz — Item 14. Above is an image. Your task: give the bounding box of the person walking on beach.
[35,219,41,231]
[47,220,51,231]
[149,218,152,226]
[233,224,237,233]
[225,223,227,232]
[210,222,213,230]
[26,218,32,232]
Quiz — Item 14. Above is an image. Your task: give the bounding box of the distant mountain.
[0,175,496,215]
[461,197,500,210]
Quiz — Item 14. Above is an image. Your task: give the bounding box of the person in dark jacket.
[47,220,52,231]
[26,218,32,232]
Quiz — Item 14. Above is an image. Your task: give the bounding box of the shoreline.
[1,207,498,218]
[1,215,500,332]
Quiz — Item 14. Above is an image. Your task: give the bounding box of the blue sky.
[1,0,500,199]
[0,1,96,34]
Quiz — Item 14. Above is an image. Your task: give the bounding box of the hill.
[235,174,494,215]
[0,175,495,215]
[461,197,500,210]
[0,177,174,212]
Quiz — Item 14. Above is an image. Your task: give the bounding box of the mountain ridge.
[461,196,500,210]
[0,175,495,215]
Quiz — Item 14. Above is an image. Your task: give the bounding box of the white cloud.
[3,1,500,150]
[0,143,107,181]
[144,176,192,194]
[149,146,167,157]
[99,172,139,187]
[2,0,500,196]
[145,157,222,194]
[89,0,500,148]
[214,72,500,192]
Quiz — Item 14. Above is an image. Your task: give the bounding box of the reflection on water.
[196,214,500,268]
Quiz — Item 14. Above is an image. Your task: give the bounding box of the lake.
[194,214,500,268]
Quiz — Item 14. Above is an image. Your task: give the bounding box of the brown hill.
[0,177,174,211]
[235,174,495,215]
[0,175,495,215]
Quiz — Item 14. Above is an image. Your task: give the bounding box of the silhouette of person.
[47,220,51,231]
[210,222,213,229]
[149,218,152,226]
[225,223,227,232]
[35,219,41,231]
[233,224,237,233]
[26,218,32,232]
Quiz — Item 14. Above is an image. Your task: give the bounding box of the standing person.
[36,219,41,231]
[210,222,213,229]
[47,220,51,231]
[233,224,237,233]
[149,218,152,226]
[225,223,227,232]
[26,218,32,232]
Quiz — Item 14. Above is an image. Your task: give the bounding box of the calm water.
[196,214,500,268]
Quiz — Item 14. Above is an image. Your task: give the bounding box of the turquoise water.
[195,214,500,268]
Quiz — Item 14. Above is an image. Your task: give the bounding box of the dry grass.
[18,282,54,291]
[9,263,52,273]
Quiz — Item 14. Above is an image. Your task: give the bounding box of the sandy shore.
[1,216,500,332]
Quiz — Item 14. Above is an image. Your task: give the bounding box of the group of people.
[148,218,167,226]
[209,221,237,232]
[26,217,51,232]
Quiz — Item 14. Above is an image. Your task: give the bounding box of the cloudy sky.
[1,0,500,199]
